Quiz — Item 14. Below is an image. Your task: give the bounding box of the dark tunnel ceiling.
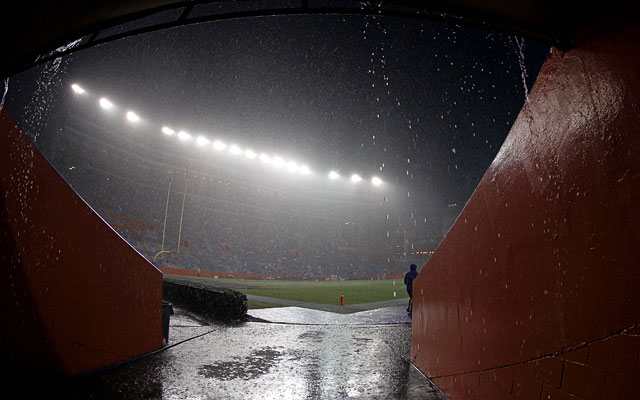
[1,0,637,79]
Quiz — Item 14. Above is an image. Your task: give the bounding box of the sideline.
[247,293,408,313]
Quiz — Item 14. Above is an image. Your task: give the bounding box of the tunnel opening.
[3,1,637,399]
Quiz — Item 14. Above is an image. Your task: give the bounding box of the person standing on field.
[404,264,419,315]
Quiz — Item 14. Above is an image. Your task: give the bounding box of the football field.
[164,275,409,309]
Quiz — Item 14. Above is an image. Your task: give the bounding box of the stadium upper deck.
[38,84,421,277]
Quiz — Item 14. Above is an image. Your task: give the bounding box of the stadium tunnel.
[1,0,639,398]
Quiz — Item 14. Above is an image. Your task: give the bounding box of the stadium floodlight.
[99,98,113,110]
[162,126,175,135]
[287,161,299,173]
[244,149,257,159]
[351,174,362,183]
[229,145,242,155]
[126,111,140,123]
[272,156,285,169]
[259,153,271,164]
[71,83,85,94]
[213,140,226,151]
[299,165,311,175]
[371,176,383,186]
[196,136,210,146]
[177,131,191,141]
[329,171,340,179]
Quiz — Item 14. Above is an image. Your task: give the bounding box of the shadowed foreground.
[22,306,448,399]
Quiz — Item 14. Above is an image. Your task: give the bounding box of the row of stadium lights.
[71,83,384,187]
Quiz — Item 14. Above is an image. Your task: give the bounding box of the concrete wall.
[0,109,163,375]
[411,26,640,399]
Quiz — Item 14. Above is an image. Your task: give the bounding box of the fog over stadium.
[4,12,549,278]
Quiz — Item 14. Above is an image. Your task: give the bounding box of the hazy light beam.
[126,111,140,122]
[99,98,113,109]
[71,84,85,94]
[287,161,299,173]
[272,157,285,169]
[213,140,227,151]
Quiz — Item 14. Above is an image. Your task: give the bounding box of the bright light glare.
[71,84,85,94]
[86,90,382,184]
[126,111,140,122]
[272,157,285,169]
[213,140,226,151]
[99,98,113,109]
[287,161,299,173]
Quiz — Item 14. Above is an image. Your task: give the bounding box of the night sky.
[5,12,550,236]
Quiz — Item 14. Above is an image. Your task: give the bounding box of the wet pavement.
[246,294,410,313]
[248,305,414,324]
[32,306,449,399]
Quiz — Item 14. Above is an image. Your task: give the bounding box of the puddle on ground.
[198,346,283,381]
[296,330,326,343]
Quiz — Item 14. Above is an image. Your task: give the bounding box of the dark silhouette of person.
[404,264,419,314]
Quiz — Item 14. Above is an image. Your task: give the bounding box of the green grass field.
[164,276,408,309]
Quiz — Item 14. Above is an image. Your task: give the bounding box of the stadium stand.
[42,97,416,278]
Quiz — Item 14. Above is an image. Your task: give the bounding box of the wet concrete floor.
[248,305,414,325]
[245,294,411,313]
[29,306,449,399]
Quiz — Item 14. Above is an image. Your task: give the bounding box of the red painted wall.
[0,109,163,375]
[411,26,640,399]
